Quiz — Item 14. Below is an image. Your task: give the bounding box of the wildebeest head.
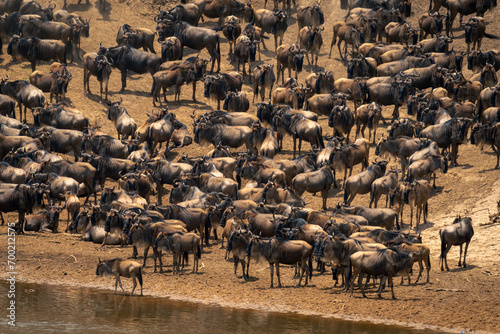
[432,12,444,34]
[271,10,287,35]
[462,18,479,45]
[289,48,305,72]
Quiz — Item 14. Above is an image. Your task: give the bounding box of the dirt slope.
[1,0,500,333]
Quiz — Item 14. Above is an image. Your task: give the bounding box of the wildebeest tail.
[343,182,350,203]
[308,253,313,280]
[197,243,202,259]
[424,201,428,220]
[439,230,446,259]
[426,248,431,271]
[484,32,500,40]
[317,127,325,149]
[137,267,143,287]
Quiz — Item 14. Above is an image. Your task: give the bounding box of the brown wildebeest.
[64,191,80,231]
[392,242,431,284]
[369,169,398,208]
[154,232,201,274]
[292,166,334,210]
[82,53,111,101]
[403,180,431,228]
[343,159,388,205]
[96,258,143,296]
[246,234,313,288]
[348,249,415,299]
[439,216,474,271]
[227,228,253,279]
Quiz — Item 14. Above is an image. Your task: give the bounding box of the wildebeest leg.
[376,275,387,298]
[131,276,137,296]
[115,275,126,295]
[269,263,274,287]
[120,70,127,93]
[192,81,197,102]
[276,263,283,288]
[441,243,452,271]
[293,136,297,159]
[142,246,150,268]
[131,246,138,259]
[298,138,302,157]
[322,189,328,210]
[0,213,4,225]
[415,260,424,284]
[458,243,463,267]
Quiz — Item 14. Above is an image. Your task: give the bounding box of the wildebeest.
[417,35,453,53]
[470,123,500,169]
[329,21,364,60]
[216,16,241,57]
[106,99,137,140]
[298,25,323,68]
[253,9,288,50]
[15,206,61,233]
[276,43,305,83]
[246,234,313,288]
[29,68,71,103]
[439,216,474,271]
[0,78,45,123]
[82,52,112,100]
[160,37,183,62]
[367,78,411,119]
[272,112,324,158]
[328,105,355,144]
[151,68,196,106]
[305,71,334,95]
[234,35,258,81]
[419,12,444,39]
[154,231,201,274]
[96,258,143,296]
[98,44,161,93]
[156,20,220,73]
[330,138,370,188]
[355,102,383,143]
[0,184,36,233]
[348,249,415,299]
[227,228,252,279]
[203,72,244,109]
[33,104,89,131]
[20,1,56,20]
[116,24,156,54]
[344,159,388,205]
[223,91,249,113]
[403,179,431,228]
[370,169,398,208]
[407,154,448,188]
[271,86,308,110]
[8,35,67,71]
[292,166,334,210]
[337,203,400,230]
[159,56,209,102]
[155,3,202,26]
[194,121,253,151]
[297,4,324,36]
[252,64,276,103]
[445,0,497,37]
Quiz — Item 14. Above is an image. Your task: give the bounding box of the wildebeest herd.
[1,0,498,298]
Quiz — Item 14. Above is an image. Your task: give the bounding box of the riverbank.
[1,218,499,334]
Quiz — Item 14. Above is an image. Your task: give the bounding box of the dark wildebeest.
[470,123,500,169]
[305,71,334,95]
[151,68,197,106]
[8,35,66,71]
[246,234,313,288]
[234,35,258,82]
[227,228,253,279]
[15,206,61,233]
[369,169,398,208]
[445,0,497,38]
[276,43,305,83]
[355,102,383,143]
[154,231,201,274]
[202,72,244,109]
[252,64,276,103]
[160,37,183,62]
[297,4,324,37]
[272,112,324,158]
[439,216,474,271]
[403,179,431,228]
[418,12,445,39]
[156,20,220,73]
[328,105,355,144]
[116,24,156,53]
[367,78,411,119]
[194,121,253,151]
[216,16,241,57]
[330,138,370,188]
[407,154,448,188]
[329,21,364,60]
[155,3,202,26]
[253,9,288,50]
[33,104,89,131]
[343,159,388,205]
[0,0,24,13]
[298,25,324,68]
[82,53,112,100]
[96,258,143,296]
[29,69,71,103]
[223,91,250,113]
[98,44,161,93]
[337,203,399,230]
[20,1,56,20]
[106,100,137,140]
[348,249,415,299]
[0,78,45,123]
[0,184,36,234]
[292,166,334,210]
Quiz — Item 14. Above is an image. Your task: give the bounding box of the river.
[1,281,441,333]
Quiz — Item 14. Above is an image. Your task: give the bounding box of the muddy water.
[0,281,440,333]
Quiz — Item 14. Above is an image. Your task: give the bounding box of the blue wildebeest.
[98,44,161,93]
[106,99,137,140]
[348,249,416,299]
[246,234,313,288]
[96,258,143,296]
[439,216,474,271]
[8,35,67,71]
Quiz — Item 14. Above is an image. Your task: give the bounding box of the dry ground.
[1,0,500,333]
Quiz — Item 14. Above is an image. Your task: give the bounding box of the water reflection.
[0,281,438,333]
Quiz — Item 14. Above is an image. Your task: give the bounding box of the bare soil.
[1,0,500,333]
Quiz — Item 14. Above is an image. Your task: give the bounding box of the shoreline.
[1,276,475,334]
